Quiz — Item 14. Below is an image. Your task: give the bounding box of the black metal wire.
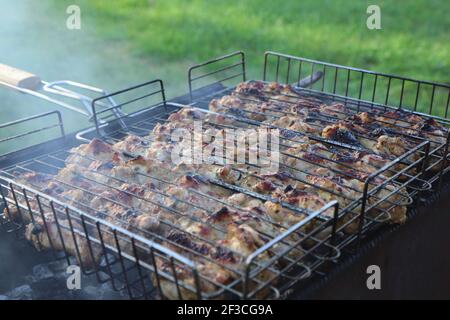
[1,50,449,300]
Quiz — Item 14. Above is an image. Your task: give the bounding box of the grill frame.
[1,50,449,299]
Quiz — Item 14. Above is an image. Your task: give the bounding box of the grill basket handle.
[0,65,127,130]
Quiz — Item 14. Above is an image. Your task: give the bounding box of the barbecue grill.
[0,51,449,300]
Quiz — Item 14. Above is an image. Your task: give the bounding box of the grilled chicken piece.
[374,110,443,133]
[24,216,101,267]
[237,80,297,102]
[233,81,347,118]
[3,171,54,223]
[265,192,330,224]
[113,135,151,155]
[373,135,413,158]
[355,153,389,172]
[157,212,278,300]
[88,183,165,232]
[155,256,236,300]
[321,123,365,149]
[67,138,125,167]
[156,224,271,299]
[108,155,202,188]
[217,162,355,231]
[405,117,448,145]
[212,93,344,128]
[210,96,283,122]
[5,170,103,267]
[271,116,320,135]
[351,111,448,158]
[317,103,349,120]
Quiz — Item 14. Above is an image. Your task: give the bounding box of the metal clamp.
[0,63,128,130]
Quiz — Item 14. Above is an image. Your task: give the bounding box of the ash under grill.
[1,51,449,300]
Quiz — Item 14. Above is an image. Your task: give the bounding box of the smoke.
[0,1,185,154]
[0,1,154,288]
[1,1,91,131]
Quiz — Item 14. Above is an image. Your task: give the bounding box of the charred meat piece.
[322,124,365,149]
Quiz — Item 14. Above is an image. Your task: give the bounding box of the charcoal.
[32,264,54,281]
[48,258,72,273]
[7,284,33,300]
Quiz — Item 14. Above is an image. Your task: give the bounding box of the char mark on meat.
[167,231,210,255]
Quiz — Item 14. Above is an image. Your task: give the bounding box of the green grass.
[0,0,449,155]
[58,0,449,82]
[51,0,450,116]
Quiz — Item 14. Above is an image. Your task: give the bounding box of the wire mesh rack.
[1,50,449,300]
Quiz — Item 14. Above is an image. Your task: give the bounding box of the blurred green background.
[0,0,449,153]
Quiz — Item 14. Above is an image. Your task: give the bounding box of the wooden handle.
[0,64,41,90]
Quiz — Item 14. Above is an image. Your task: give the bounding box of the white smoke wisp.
[0,0,172,147]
